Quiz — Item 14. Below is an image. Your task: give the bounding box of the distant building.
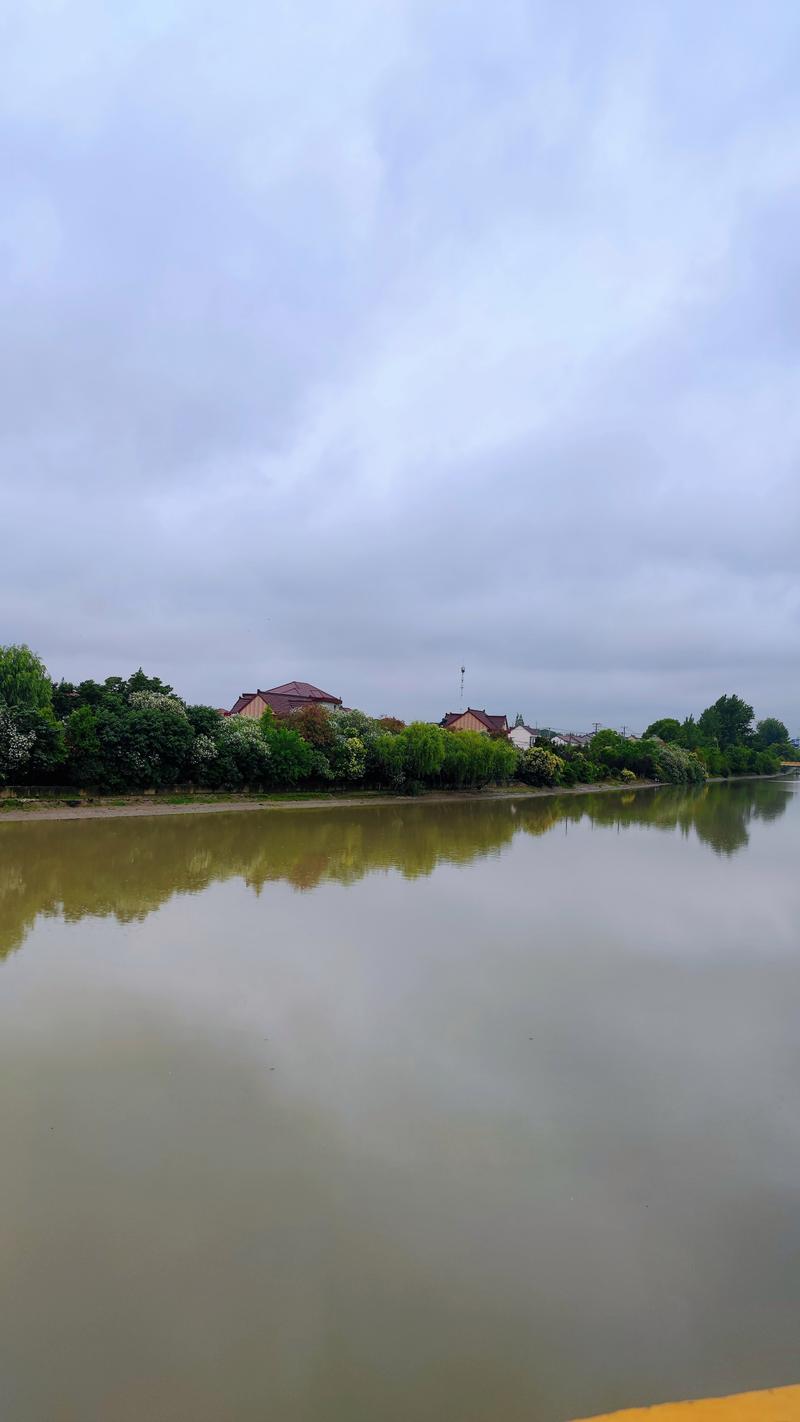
[228,681,342,718]
[441,708,509,735]
[507,723,545,750]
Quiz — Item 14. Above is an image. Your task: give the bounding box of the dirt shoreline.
[0,780,665,823]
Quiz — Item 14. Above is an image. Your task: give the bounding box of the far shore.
[0,779,668,823]
[0,772,788,824]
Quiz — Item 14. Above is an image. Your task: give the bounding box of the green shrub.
[517,746,564,787]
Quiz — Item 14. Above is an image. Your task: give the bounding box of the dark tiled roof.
[442,708,509,732]
[228,682,342,716]
[229,693,257,715]
[264,681,341,703]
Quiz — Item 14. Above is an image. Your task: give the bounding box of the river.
[1,779,798,1421]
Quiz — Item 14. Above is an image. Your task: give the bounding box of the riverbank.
[0,779,665,823]
[2,772,790,824]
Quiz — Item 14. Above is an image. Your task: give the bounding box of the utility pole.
[592,721,601,735]
[460,665,465,710]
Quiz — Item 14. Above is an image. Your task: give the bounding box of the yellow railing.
[572,1384,800,1422]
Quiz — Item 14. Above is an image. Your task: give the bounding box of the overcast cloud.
[2,0,799,729]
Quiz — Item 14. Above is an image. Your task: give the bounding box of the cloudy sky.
[2,1,799,730]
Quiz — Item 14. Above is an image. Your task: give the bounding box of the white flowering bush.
[340,735,366,780]
[0,708,36,783]
[128,690,187,716]
[654,742,706,785]
[205,716,272,788]
[191,734,219,775]
[517,746,564,787]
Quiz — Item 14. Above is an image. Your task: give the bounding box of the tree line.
[0,646,791,795]
[515,693,791,789]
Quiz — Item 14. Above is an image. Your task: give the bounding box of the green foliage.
[653,742,706,785]
[697,693,754,749]
[125,669,175,698]
[64,705,103,784]
[754,749,781,775]
[0,648,65,783]
[402,722,446,779]
[3,647,790,795]
[0,707,37,783]
[517,746,564,787]
[263,726,314,785]
[282,704,335,748]
[643,717,682,742]
[590,728,625,757]
[557,756,602,790]
[372,731,408,788]
[376,715,405,733]
[204,717,271,790]
[16,707,66,779]
[755,717,789,749]
[186,705,223,737]
[0,644,54,712]
[486,736,518,785]
[440,730,516,788]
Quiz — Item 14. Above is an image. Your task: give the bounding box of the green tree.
[15,707,66,780]
[205,717,272,789]
[402,722,446,780]
[126,669,175,698]
[0,644,54,711]
[643,717,682,742]
[697,694,754,749]
[187,705,223,738]
[65,705,103,785]
[373,732,408,787]
[517,746,564,787]
[282,703,335,748]
[755,717,789,748]
[0,708,36,783]
[263,726,314,785]
[678,715,701,750]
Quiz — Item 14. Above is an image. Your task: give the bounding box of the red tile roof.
[442,708,509,733]
[228,682,342,716]
[229,693,257,715]
[264,681,340,702]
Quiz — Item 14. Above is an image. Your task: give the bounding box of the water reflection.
[0,780,792,959]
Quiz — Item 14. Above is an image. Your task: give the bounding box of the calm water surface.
[1,781,799,1421]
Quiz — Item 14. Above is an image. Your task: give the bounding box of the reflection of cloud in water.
[0,780,793,958]
[1,780,799,1420]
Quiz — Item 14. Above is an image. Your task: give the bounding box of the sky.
[2,0,799,731]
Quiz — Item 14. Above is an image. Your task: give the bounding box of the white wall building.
[508,724,544,750]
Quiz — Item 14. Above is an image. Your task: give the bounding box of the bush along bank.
[515,695,790,789]
[0,646,790,796]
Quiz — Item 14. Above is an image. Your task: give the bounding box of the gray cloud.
[2,0,799,729]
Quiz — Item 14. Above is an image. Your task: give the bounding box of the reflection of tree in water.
[0,803,518,959]
[0,780,792,957]
[514,780,792,857]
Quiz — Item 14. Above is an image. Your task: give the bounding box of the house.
[441,708,509,735]
[228,681,342,718]
[508,723,546,750]
[551,732,592,749]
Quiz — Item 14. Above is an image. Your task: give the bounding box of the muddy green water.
[1,780,799,1422]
